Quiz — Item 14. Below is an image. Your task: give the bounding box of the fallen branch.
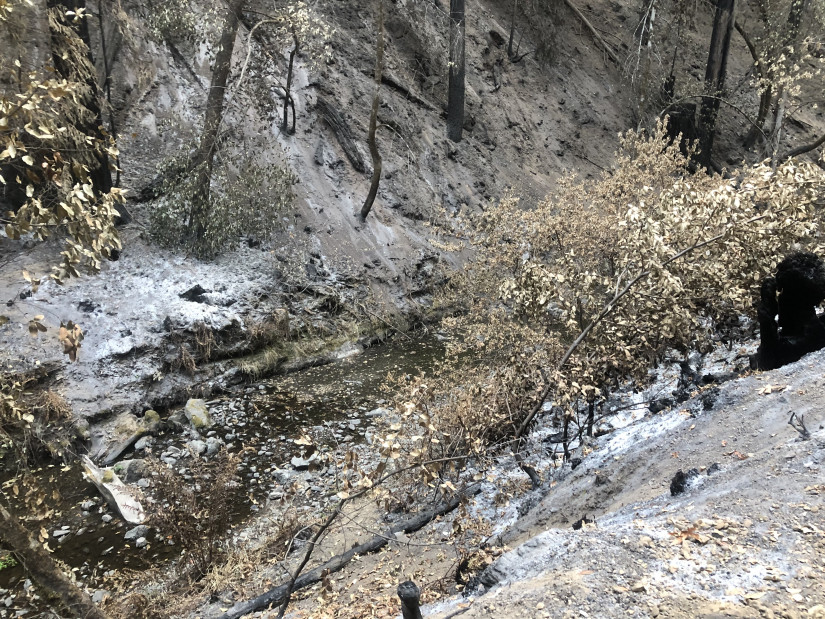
[788,411,811,440]
[779,133,825,163]
[381,73,436,111]
[562,0,620,65]
[0,504,108,619]
[316,97,367,173]
[218,486,481,619]
[275,500,343,618]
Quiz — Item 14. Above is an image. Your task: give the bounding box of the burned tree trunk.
[360,0,385,222]
[507,0,518,60]
[283,31,298,135]
[398,581,424,619]
[697,0,736,168]
[189,0,245,246]
[446,0,465,143]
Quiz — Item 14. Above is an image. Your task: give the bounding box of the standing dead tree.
[697,0,736,168]
[360,0,385,222]
[446,0,465,142]
[188,0,245,248]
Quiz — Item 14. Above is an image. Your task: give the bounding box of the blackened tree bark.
[446,0,465,143]
[0,504,108,619]
[189,0,245,246]
[697,0,736,168]
[283,31,298,135]
[47,0,112,194]
[360,0,385,222]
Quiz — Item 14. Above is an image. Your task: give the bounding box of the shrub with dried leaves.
[382,120,824,479]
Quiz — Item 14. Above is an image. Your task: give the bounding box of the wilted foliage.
[386,121,824,466]
[0,374,73,465]
[0,2,123,284]
[144,0,202,49]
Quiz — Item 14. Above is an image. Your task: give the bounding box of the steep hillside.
[1,0,824,616]
[3,0,823,424]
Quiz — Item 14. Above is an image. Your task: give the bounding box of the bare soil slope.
[424,350,825,619]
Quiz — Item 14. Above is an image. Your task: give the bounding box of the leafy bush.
[149,147,295,258]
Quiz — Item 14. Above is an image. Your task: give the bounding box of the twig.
[788,411,811,440]
[514,450,541,489]
[276,501,344,618]
[572,151,608,172]
[361,305,413,341]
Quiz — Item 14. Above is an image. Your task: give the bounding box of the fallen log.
[218,485,481,619]
[381,72,436,111]
[316,97,367,173]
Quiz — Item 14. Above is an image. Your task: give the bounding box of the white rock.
[184,399,213,430]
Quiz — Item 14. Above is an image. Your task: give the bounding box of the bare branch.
[788,411,811,439]
[779,133,825,163]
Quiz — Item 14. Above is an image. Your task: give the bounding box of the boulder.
[206,436,223,456]
[112,459,147,483]
[184,399,213,430]
[124,524,149,541]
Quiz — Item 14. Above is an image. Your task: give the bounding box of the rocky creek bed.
[0,333,446,614]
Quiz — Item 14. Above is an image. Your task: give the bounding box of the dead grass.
[194,320,215,362]
[174,344,197,374]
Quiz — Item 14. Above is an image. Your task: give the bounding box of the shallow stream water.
[0,333,446,608]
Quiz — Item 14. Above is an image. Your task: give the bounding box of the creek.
[0,333,446,607]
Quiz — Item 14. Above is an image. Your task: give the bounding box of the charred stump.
[753,251,825,370]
